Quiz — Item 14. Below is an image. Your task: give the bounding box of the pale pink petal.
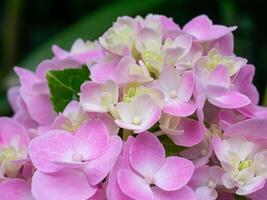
[167,118,205,147]
[208,65,230,88]
[164,99,196,117]
[206,85,229,100]
[80,82,104,112]
[250,182,267,200]
[208,91,250,109]
[32,169,96,200]
[221,173,236,189]
[177,71,194,102]
[195,186,218,200]
[183,15,236,42]
[22,93,56,125]
[84,135,122,185]
[236,177,265,195]
[52,45,69,59]
[73,120,110,160]
[134,106,161,133]
[106,158,133,200]
[91,60,119,83]
[130,132,165,178]
[189,165,211,188]
[0,117,29,146]
[28,130,74,173]
[152,186,195,200]
[0,179,33,200]
[36,60,59,79]
[212,136,225,162]
[233,64,259,104]
[117,169,154,200]
[207,33,234,56]
[154,156,194,191]
[224,118,267,140]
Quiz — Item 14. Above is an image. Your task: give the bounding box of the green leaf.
[158,135,187,156]
[46,66,90,113]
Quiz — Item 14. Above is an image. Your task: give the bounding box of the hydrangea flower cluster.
[1,14,267,200]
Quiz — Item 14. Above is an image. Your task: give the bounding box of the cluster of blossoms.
[1,14,267,200]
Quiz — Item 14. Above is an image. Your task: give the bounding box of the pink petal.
[178,71,194,102]
[130,132,165,178]
[224,118,267,140]
[207,33,234,56]
[91,60,119,83]
[117,169,154,200]
[28,130,74,173]
[73,120,110,160]
[32,169,96,200]
[168,118,205,147]
[0,179,34,200]
[236,177,265,195]
[208,91,250,109]
[135,106,162,133]
[207,65,230,88]
[206,85,228,98]
[250,182,267,200]
[212,136,224,162]
[84,135,122,185]
[23,93,56,125]
[233,64,259,104]
[189,165,211,188]
[195,186,218,200]
[183,15,236,42]
[36,60,59,79]
[0,117,29,146]
[152,186,195,200]
[106,158,133,200]
[164,99,196,117]
[52,45,69,59]
[154,156,194,191]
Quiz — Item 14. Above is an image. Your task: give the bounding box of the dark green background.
[0,0,267,116]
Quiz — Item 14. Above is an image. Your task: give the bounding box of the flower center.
[0,146,17,162]
[145,176,155,185]
[142,50,163,76]
[132,116,141,125]
[238,159,252,171]
[169,90,178,99]
[72,153,84,162]
[122,85,151,103]
[208,180,216,188]
[200,148,208,156]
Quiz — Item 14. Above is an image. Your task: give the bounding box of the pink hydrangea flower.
[115,94,162,133]
[158,113,205,147]
[80,81,119,113]
[1,13,267,199]
[152,67,196,117]
[52,100,90,132]
[213,119,267,195]
[107,132,195,200]
[0,117,29,179]
[183,15,237,42]
[52,38,104,64]
[30,120,122,199]
[189,165,224,200]
[0,178,33,200]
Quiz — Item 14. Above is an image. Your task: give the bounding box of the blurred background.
[0,0,267,116]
